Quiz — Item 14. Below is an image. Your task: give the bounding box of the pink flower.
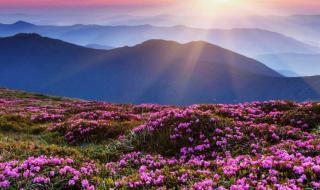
[293,166,304,174]
[82,179,90,188]
[33,177,50,184]
[68,179,76,186]
[312,165,320,173]
[0,180,10,188]
[312,182,320,188]
[261,158,273,168]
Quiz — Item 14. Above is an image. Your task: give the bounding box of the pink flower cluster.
[1,91,320,189]
[0,156,98,189]
[128,101,320,189]
[31,112,64,122]
[72,110,140,122]
[105,147,320,189]
[52,119,112,144]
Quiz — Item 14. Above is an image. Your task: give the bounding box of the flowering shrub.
[31,112,64,123]
[51,119,131,144]
[132,108,311,158]
[0,156,98,190]
[1,89,320,189]
[48,108,142,144]
[71,110,140,122]
[102,150,320,189]
[280,108,320,130]
[132,108,229,156]
[133,104,167,114]
[105,151,218,189]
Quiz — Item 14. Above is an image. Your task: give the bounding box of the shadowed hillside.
[0,33,320,104]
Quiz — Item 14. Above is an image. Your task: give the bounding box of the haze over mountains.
[85,44,114,50]
[1,33,320,104]
[256,53,320,77]
[0,21,318,57]
[105,14,320,47]
[1,14,319,44]
[231,15,320,47]
[1,19,319,77]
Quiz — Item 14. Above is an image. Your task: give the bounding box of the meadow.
[0,88,320,189]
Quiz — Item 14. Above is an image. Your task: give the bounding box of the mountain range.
[0,14,319,45]
[0,21,318,58]
[232,15,320,47]
[1,33,320,104]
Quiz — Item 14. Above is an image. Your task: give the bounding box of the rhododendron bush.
[0,156,98,189]
[0,89,319,189]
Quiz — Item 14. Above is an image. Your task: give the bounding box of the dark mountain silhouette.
[0,20,36,31]
[0,21,318,57]
[0,33,320,104]
[12,20,36,28]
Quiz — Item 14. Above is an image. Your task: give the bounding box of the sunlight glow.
[195,0,240,14]
[215,0,231,3]
[201,0,234,5]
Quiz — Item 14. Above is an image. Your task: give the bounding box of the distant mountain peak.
[12,33,42,39]
[134,39,181,49]
[12,20,35,27]
[1,33,89,51]
[138,39,228,53]
[139,39,179,45]
[185,40,215,46]
[139,39,220,47]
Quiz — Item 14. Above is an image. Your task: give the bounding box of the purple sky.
[0,0,319,26]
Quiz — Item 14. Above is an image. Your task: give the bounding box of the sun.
[197,0,235,12]
[197,0,234,8]
[184,0,240,20]
[215,0,231,3]
[201,0,233,4]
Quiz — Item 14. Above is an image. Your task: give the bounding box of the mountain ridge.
[1,33,320,105]
[0,21,318,57]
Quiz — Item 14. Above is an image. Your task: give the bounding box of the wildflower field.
[0,88,320,190]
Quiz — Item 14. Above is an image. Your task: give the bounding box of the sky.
[0,0,319,26]
[0,0,175,7]
[1,0,319,10]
